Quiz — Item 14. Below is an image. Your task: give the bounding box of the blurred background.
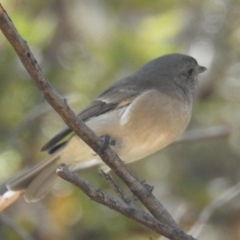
[0,0,240,239]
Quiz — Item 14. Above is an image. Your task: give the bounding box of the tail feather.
[6,152,62,202]
[24,161,60,202]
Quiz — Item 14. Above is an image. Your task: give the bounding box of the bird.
[6,53,206,202]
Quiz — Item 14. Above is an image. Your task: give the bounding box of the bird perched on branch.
[5,53,206,203]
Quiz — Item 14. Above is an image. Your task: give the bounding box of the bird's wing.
[41,78,144,152]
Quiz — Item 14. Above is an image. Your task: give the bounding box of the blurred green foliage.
[0,0,240,239]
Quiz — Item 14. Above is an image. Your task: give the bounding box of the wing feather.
[41,76,144,152]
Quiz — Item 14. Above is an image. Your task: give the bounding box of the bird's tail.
[6,152,62,202]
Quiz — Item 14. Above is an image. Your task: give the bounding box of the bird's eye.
[187,68,194,77]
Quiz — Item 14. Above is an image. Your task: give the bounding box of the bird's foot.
[96,134,110,155]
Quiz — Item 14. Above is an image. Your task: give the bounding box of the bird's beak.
[198,66,207,74]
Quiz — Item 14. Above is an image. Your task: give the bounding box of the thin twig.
[189,181,240,238]
[176,125,231,144]
[99,170,132,205]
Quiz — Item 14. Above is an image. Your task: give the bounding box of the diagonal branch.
[0,4,196,240]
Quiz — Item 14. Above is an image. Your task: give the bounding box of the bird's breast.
[115,90,192,162]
